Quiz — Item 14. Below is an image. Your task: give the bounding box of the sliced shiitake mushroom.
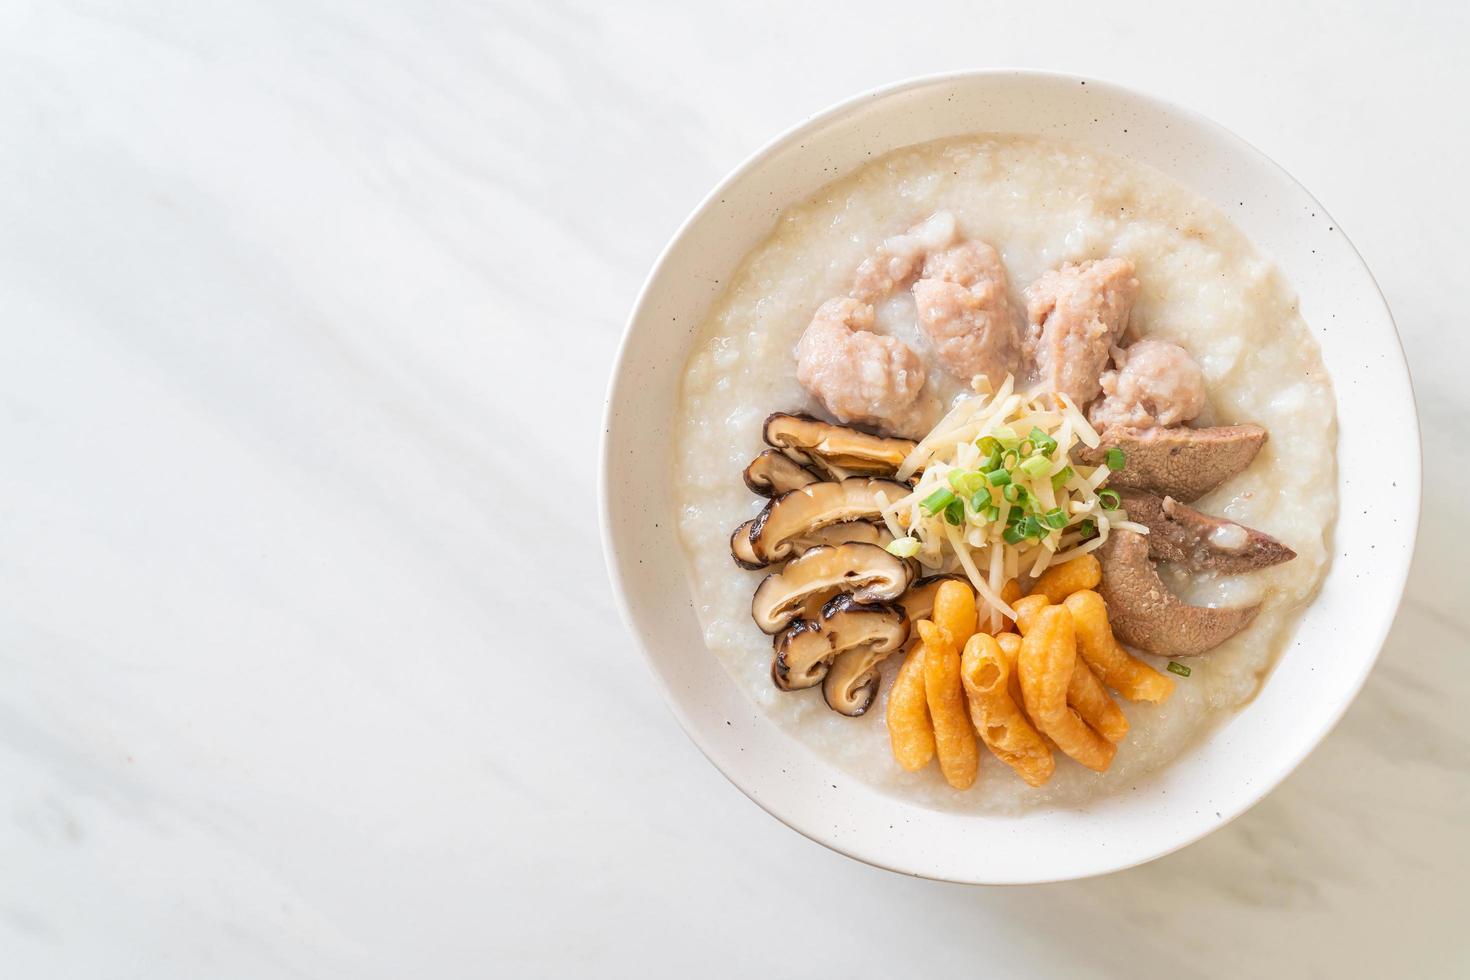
[796,588,840,623]
[751,542,911,634]
[792,520,893,554]
[772,595,909,692]
[763,413,917,479]
[1096,529,1259,658]
[730,520,764,569]
[823,639,898,716]
[743,450,821,497]
[1118,489,1295,573]
[894,573,966,626]
[748,477,909,564]
[1076,424,1268,502]
[729,519,892,570]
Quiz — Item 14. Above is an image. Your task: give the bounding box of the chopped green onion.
[1043,507,1068,530]
[1002,483,1021,503]
[1002,450,1020,469]
[1078,518,1098,540]
[981,449,1002,473]
[1005,507,1023,526]
[1018,439,1035,457]
[976,436,1001,456]
[962,472,987,496]
[1167,661,1192,677]
[991,425,1018,443]
[980,501,1000,521]
[1029,427,1058,455]
[1051,465,1074,491]
[969,490,991,513]
[1018,455,1051,478]
[1098,489,1121,510]
[1002,523,1027,545]
[985,467,1011,486]
[944,499,965,526]
[1105,447,1126,471]
[920,487,956,515]
[886,536,922,558]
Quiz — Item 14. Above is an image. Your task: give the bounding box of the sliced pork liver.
[1118,489,1296,574]
[1077,423,1268,502]
[1097,530,1260,658]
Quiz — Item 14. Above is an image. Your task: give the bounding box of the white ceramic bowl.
[599,71,1418,883]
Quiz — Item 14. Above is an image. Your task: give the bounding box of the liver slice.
[1076,424,1268,502]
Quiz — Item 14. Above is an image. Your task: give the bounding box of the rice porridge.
[671,134,1336,811]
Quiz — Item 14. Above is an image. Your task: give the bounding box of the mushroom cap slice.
[730,519,893,571]
[743,450,821,497]
[730,520,764,569]
[751,542,912,634]
[1119,490,1296,573]
[895,573,966,626]
[1076,424,1268,502]
[763,412,918,478]
[823,639,896,716]
[792,520,893,554]
[772,595,909,692]
[1097,529,1260,658]
[748,477,910,563]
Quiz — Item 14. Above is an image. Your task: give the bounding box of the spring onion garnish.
[985,467,1011,486]
[1078,518,1098,540]
[886,536,922,558]
[1167,661,1192,677]
[921,487,957,515]
[1029,426,1058,455]
[1098,489,1121,510]
[1043,507,1068,530]
[1105,447,1126,471]
[1018,455,1051,478]
[944,499,965,526]
[1051,465,1074,490]
[976,436,1001,456]
[969,490,990,513]
[1002,483,1021,503]
[1002,523,1026,545]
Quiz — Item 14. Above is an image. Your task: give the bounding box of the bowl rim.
[598,68,1421,882]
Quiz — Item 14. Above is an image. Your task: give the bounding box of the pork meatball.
[1024,257,1140,408]
[795,297,934,438]
[1089,339,1206,429]
[850,211,958,305]
[912,240,1021,388]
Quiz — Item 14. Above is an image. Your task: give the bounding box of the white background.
[2,2,1467,977]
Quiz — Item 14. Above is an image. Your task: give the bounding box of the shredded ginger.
[881,375,1142,630]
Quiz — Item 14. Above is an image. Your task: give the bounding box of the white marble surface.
[1,1,1466,976]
